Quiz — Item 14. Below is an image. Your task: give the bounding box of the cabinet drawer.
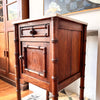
[20,23,49,37]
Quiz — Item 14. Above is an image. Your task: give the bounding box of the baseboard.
[0,75,16,86]
[0,75,29,91]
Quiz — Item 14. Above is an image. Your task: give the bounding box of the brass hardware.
[4,51,8,57]
[51,39,58,43]
[52,59,58,63]
[19,55,24,59]
[14,39,18,42]
[52,76,57,80]
[30,28,37,35]
[80,86,85,89]
[45,33,48,37]
[50,94,58,98]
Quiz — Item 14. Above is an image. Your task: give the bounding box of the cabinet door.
[23,45,46,77]
[6,0,19,80]
[20,42,50,81]
[0,33,7,75]
[0,0,7,76]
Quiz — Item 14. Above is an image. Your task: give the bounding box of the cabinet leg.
[46,91,49,100]
[80,76,85,100]
[16,80,21,100]
[20,82,29,91]
[51,93,58,100]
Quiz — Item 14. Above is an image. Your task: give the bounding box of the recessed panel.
[71,31,81,75]
[8,32,15,74]
[0,33,6,71]
[23,45,46,77]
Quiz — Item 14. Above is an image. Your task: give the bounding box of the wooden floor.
[0,79,32,100]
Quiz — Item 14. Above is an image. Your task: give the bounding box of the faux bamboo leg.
[16,76,21,100]
[46,91,49,100]
[52,93,58,100]
[80,76,85,100]
[51,81,58,100]
[14,24,21,100]
[80,25,87,100]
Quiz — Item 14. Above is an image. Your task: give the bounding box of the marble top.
[13,14,88,25]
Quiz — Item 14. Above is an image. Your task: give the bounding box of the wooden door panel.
[23,45,46,77]
[71,31,81,75]
[0,33,6,71]
[8,32,15,74]
[0,22,4,32]
[20,42,50,82]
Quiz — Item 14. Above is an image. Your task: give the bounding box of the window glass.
[8,3,18,20]
[7,0,15,4]
[0,0,3,7]
[0,8,3,22]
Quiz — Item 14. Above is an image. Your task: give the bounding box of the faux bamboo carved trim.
[52,76,57,80]
[14,52,19,55]
[51,39,58,43]
[80,87,85,89]
[52,59,58,63]
[50,94,58,98]
[81,76,85,78]
[14,65,18,68]
[14,38,18,41]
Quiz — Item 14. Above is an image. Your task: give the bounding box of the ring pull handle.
[30,28,37,35]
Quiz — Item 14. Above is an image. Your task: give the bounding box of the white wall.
[65,35,98,100]
[66,9,100,31]
[85,35,98,100]
[65,10,100,100]
[29,0,43,19]
[96,27,100,100]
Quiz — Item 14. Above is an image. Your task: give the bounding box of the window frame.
[6,0,18,21]
[0,0,3,22]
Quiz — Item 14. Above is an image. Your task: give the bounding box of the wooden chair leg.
[46,91,49,100]
[80,76,85,100]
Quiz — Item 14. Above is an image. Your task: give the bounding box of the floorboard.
[0,79,32,100]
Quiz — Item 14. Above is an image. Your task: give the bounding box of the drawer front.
[20,42,50,79]
[20,23,50,37]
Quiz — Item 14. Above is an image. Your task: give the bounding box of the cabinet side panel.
[58,29,71,83]
[71,31,81,75]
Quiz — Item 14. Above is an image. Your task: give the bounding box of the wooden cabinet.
[0,0,29,88]
[14,15,87,100]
